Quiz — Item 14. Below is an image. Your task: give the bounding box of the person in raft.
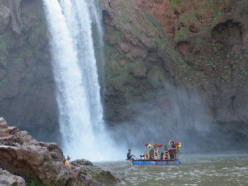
[162,145,171,160]
[168,141,177,160]
[64,155,71,169]
[127,149,135,160]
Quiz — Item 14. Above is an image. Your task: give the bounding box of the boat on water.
[128,141,182,165]
[131,159,181,165]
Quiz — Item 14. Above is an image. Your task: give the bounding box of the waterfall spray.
[42,0,122,161]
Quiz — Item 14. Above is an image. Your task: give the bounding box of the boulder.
[72,159,94,166]
[0,118,118,186]
[0,168,25,186]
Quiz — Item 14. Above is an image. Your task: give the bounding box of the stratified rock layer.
[0,118,118,186]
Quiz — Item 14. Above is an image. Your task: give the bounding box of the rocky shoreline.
[0,117,118,186]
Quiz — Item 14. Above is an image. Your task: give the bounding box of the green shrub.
[26,181,40,186]
[174,28,189,42]
[170,0,182,7]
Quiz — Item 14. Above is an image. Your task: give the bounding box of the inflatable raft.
[131,159,181,165]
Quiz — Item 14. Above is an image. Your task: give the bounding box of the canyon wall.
[0,0,247,142]
[0,0,58,142]
[101,0,248,139]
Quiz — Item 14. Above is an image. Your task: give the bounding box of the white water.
[88,0,106,89]
[42,0,123,161]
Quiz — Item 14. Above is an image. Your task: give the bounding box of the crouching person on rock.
[64,155,71,169]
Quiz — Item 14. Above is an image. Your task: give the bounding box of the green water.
[96,154,248,186]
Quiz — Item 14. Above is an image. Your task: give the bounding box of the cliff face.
[136,0,248,125]
[100,0,179,123]
[0,0,59,142]
[0,0,248,143]
[101,0,248,137]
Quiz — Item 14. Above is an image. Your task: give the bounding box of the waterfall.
[87,0,106,92]
[42,0,121,161]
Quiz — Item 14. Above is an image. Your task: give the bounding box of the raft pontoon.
[131,159,181,165]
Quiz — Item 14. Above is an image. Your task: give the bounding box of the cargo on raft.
[131,159,181,166]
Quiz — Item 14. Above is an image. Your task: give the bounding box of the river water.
[96,154,248,186]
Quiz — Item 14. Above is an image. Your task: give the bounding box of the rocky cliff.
[0,0,59,142]
[0,0,247,143]
[100,0,248,139]
[0,168,25,186]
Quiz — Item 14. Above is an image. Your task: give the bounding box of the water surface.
[96,154,248,186]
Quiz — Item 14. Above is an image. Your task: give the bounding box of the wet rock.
[0,168,25,186]
[72,159,94,166]
[0,118,118,186]
[176,41,192,57]
[0,3,10,33]
[0,0,22,34]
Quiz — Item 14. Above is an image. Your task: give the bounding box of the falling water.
[87,0,106,92]
[42,0,121,161]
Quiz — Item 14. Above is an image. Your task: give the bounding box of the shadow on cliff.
[108,83,248,155]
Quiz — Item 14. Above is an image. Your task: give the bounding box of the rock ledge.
[0,117,117,186]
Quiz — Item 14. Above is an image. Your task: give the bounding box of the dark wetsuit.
[127,152,132,160]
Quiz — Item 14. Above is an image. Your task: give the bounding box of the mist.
[108,83,248,156]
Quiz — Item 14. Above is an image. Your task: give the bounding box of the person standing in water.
[127,149,134,160]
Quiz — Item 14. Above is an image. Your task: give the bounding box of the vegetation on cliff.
[0,0,248,144]
[100,0,248,139]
